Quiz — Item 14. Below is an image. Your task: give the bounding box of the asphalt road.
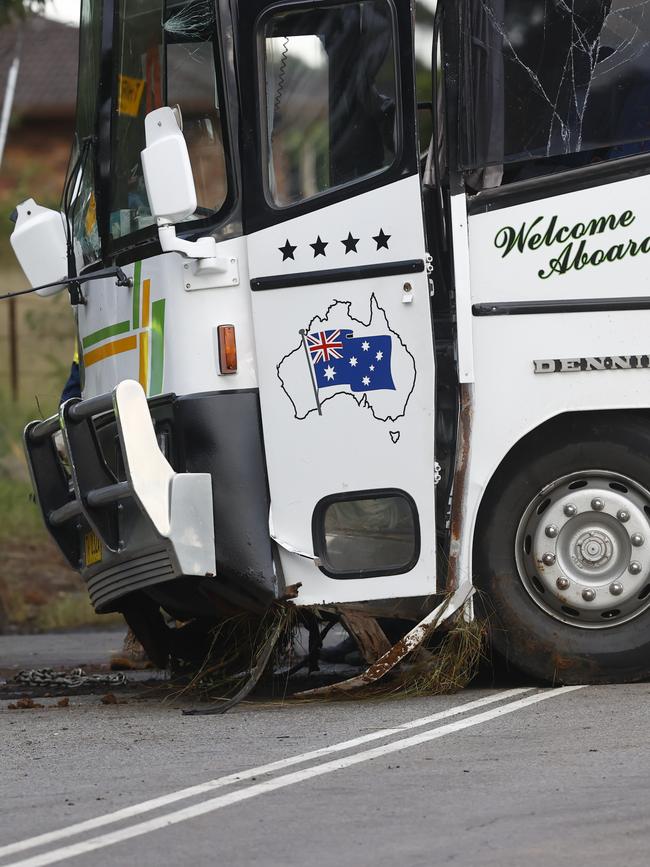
[2,633,650,866]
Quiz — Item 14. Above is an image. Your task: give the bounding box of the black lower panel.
[175,390,277,607]
[92,388,277,614]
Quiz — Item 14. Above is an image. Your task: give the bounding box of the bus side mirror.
[142,107,197,224]
[10,199,68,296]
[141,106,226,266]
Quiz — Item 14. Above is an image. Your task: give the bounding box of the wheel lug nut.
[610,582,624,596]
[617,509,630,523]
[582,588,596,602]
[591,498,605,511]
[545,525,559,539]
[629,562,643,575]
[631,533,644,547]
[542,553,556,566]
[564,504,578,517]
[556,576,570,591]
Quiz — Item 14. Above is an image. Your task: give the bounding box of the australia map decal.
[277,295,417,425]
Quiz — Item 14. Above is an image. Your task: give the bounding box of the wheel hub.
[515,471,650,628]
[574,530,612,568]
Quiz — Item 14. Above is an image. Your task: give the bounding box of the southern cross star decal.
[341,232,359,254]
[310,236,328,258]
[279,239,297,261]
[373,228,391,250]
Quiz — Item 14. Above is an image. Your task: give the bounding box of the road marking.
[0,689,529,860]
[5,687,583,867]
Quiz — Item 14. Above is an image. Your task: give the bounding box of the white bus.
[11,0,650,685]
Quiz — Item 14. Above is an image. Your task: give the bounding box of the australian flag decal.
[306,330,395,392]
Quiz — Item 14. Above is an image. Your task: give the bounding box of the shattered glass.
[164,0,216,40]
[462,0,650,174]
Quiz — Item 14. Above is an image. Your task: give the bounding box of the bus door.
[239,0,439,605]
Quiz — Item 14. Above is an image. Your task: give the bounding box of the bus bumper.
[24,380,216,613]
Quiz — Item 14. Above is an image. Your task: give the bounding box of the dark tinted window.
[314,492,419,578]
[461,0,650,183]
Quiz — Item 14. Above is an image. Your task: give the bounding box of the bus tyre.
[474,413,650,684]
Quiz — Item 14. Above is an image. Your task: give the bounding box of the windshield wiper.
[0,266,132,303]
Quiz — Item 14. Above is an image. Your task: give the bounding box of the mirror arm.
[157,222,231,274]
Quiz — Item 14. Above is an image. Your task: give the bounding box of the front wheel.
[475,414,650,684]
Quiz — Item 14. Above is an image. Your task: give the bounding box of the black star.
[279,239,297,261]
[310,236,328,258]
[341,232,359,254]
[373,228,391,250]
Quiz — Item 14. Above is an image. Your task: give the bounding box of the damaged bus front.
[13,0,441,671]
[13,0,650,686]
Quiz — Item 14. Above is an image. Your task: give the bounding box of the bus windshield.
[69,0,103,267]
[110,0,229,243]
[69,0,230,262]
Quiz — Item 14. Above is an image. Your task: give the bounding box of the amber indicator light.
[218,325,238,374]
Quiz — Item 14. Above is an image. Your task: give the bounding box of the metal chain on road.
[13,668,127,688]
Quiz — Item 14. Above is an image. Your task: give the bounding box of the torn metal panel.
[295,588,474,698]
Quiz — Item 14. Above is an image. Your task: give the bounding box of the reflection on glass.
[263,1,398,207]
[322,495,417,574]
[167,41,227,214]
[415,0,436,155]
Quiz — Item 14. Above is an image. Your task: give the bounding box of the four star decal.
[278,229,392,261]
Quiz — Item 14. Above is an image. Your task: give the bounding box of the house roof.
[0,15,79,119]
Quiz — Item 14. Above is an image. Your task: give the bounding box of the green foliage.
[0,477,42,541]
[0,1,46,26]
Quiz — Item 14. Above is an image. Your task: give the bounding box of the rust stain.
[446,383,473,593]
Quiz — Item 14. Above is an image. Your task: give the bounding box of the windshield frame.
[74,0,239,270]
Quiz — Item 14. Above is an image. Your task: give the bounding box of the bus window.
[313,491,420,578]
[460,0,650,188]
[261,0,398,208]
[415,1,435,158]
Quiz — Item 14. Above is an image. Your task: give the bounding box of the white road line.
[6,687,583,867]
[0,689,529,860]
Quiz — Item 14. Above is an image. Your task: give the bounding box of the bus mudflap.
[24,379,215,613]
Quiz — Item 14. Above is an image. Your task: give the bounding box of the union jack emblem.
[306,330,345,363]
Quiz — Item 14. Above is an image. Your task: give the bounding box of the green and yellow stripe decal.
[82,262,166,396]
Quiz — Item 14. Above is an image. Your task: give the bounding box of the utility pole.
[1,24,23,401]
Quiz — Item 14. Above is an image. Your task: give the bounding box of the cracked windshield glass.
[463,0,650,182]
